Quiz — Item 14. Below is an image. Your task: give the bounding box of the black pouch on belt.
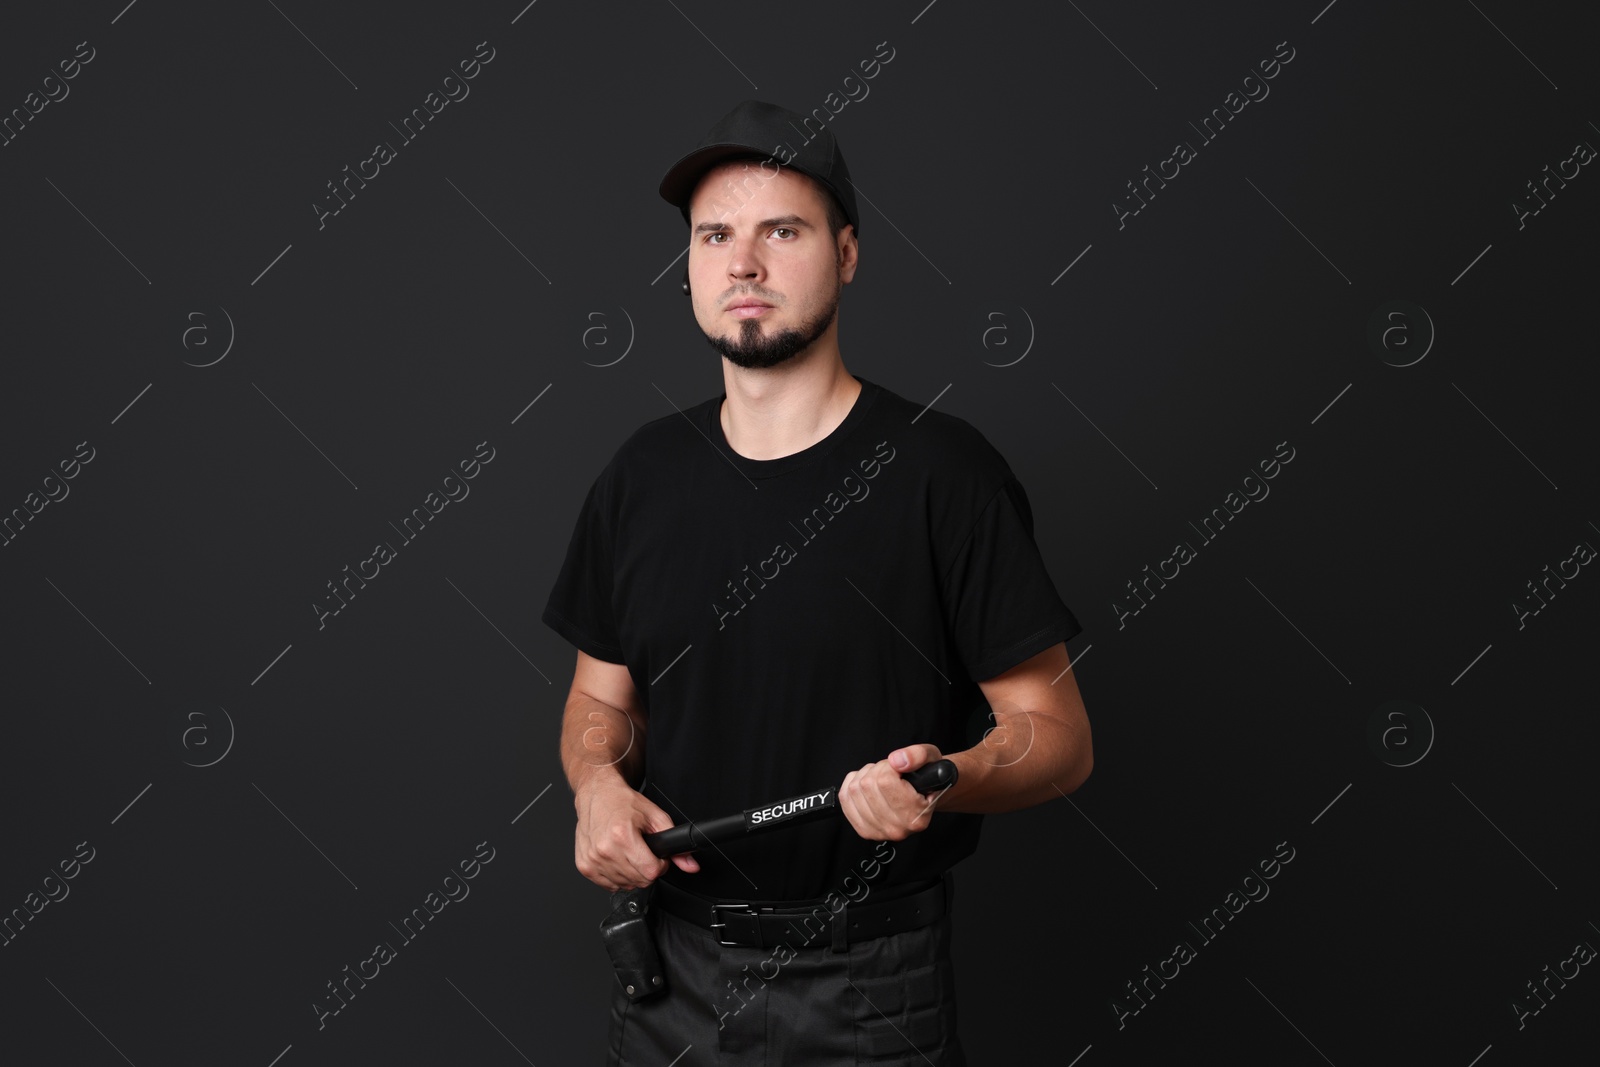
[599,885,667,1002]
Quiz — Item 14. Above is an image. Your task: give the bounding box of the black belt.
[653,871,950,950]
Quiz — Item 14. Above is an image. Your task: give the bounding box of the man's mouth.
[727,296,775,312]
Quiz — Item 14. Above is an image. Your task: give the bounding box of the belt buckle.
[708,902,767,947]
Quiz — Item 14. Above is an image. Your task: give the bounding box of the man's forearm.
[937,712,1091,814]
[560,694,645,802]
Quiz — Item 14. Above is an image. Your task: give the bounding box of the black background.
[2,1,1596,1064]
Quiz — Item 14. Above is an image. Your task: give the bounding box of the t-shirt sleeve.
[540,466,627,664]
[939,475,1083,681]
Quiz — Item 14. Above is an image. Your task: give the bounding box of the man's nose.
[726,238,764,281]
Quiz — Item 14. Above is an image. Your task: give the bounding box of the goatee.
[702,284,840,370]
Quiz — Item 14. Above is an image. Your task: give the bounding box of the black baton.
[642,758,958,858]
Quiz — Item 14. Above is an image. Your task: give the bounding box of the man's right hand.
[574,778,700,891]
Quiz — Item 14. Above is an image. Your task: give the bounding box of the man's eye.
[704,229,793,242]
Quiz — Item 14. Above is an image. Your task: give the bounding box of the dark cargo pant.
[605,878,967,1065]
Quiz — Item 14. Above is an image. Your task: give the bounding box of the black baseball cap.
[658,99,861,236]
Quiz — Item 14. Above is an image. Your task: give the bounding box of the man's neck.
[719,356,861,462]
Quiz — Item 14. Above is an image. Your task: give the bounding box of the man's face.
[686,161,857,370]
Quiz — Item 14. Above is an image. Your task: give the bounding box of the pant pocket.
[852,959,953,1062]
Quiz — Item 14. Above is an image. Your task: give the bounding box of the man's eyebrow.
[693,214,810,235]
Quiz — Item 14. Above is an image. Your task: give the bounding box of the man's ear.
[838,228,859,283]
[681,268,690,296]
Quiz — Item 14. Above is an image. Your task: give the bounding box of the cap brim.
[658,143,781,215]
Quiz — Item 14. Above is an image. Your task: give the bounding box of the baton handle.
[902,759,958,794]
[642,758,959,858]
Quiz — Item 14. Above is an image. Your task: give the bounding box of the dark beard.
[702,283,839,370]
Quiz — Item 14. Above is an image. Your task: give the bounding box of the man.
[542,99,1092,1064]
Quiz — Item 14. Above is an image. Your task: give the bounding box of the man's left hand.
[838,744,946,841]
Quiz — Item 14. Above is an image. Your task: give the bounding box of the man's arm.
[559,650,700,890]
[941,640,1092,812]
[836,641,1092,838]
[560,650,647,797]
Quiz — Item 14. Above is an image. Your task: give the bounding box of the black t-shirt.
[541,374,1083,899]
